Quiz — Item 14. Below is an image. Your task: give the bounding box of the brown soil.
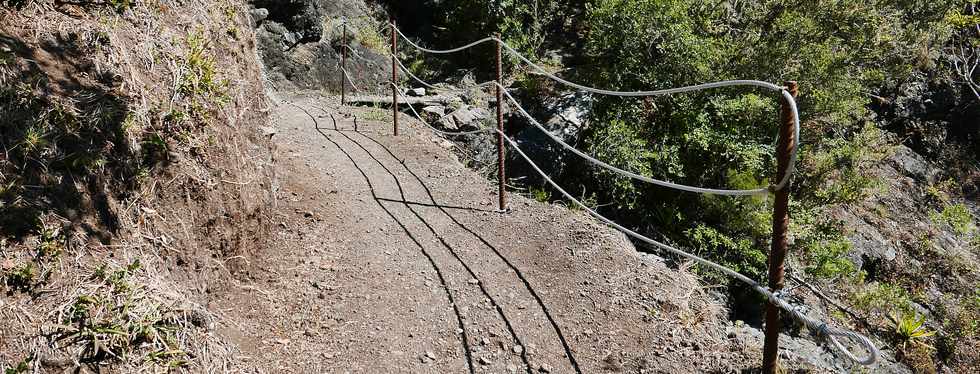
[209,95,757,373]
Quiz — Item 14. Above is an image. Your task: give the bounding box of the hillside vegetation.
[1,1,272,371]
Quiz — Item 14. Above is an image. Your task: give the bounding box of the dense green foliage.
[405,0,975,285]
[577,0,960,281]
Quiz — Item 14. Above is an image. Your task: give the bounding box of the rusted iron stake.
[340,23,347,106]
[763,81,798,374]
[495,33,506,212]
[391,18,398,136]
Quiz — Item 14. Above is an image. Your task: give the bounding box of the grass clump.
[54,260,188,368]
[361,105,388,122]
[530,186,551,203]
[931,203,974,236]
[852,281,914,317]
[181,31,228,103]
[4,262,38,293]
[3,355,31,374]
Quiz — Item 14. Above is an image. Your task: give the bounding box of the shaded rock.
[422,105,445,119]
[510,91,593,180]
[889,145,938,183]
[408,87,427,97]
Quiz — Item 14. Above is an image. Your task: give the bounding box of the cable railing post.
[341,22,347,106]
[763,80,798,374]
[495,33,506,212]
[391,18,399,136]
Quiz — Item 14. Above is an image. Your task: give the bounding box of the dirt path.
[212,95,754,373]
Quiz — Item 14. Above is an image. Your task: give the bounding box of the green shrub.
[181,31,228,102]
[853,282,914,317]
[931,203,975,236]
[530,186,551,203]
[685,224,767,282]
[806,239,857,279]
[107,0,131,13]
[889,311,936,349]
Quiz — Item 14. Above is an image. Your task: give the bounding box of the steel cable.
[393,26,497,55]
[390,27,799,191]
[492,82,770,196]
[392,84,878,364]
[393,56,496,95]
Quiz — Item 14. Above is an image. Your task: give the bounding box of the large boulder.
[249,0,390,92]
[510,91,594,179]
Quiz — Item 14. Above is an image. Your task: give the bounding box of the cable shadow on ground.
[320,127,535,374]
[295,106,476,374]
[359,134,582,374]
[341,127,583,374]
[374,197,499,214]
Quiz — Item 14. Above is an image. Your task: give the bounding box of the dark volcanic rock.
[250,0,390,92]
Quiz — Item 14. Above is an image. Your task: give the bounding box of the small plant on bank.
[888,311,936,350]
[36,225,64,259]
[107,0,132,13]
[4,262,36,292]
[530,186,551,203]
[3,355,31,374]
[181,30,229,102]
[930,203,975,236]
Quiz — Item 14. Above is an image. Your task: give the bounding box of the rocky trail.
[207,95,759,373]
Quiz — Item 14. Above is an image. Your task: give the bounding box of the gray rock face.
[448,105,489,129]
[408,87,426,97]
[252,0,322,43]
[250,8,269,27]
[250,0,390,91]
[510,92,594,179]
[889,145,938,183]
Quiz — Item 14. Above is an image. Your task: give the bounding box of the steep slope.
[1,1,273,371]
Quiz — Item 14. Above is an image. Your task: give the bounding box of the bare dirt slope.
[207,94,774,373]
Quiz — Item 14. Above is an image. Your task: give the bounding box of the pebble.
[468,278,479,285]
[425,351,436,359]
[479,356,492,365]
[538,364,552,373]
[512,345,523,354]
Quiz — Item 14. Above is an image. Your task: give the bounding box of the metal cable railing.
[394,80,878,365]
[332,18,881,368]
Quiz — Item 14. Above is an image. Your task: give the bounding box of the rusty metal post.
[391,18,399,136]
[340,23,347,106]
[495,33,506,212]
[762,81,798,374]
